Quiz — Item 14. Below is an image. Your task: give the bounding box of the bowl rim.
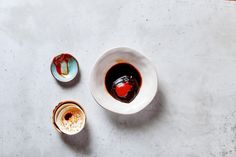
[50,53,79,83]
[89,47,158,115]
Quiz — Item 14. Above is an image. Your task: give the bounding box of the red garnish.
[115,82,132,98]
[53,54,71,75]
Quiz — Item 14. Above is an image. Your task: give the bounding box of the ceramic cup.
[51,53,79,83]
[90,47,158,114]
[52,101,86,135]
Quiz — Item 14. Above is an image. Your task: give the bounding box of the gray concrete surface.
[0,0,236,156]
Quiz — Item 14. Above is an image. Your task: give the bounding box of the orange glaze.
[53,54,71,75]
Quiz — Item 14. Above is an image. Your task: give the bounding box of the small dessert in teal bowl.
[51,53,79,83]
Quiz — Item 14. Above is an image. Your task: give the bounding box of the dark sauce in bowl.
[105,63,142,103]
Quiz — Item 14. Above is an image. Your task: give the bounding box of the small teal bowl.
[51,53,79,83]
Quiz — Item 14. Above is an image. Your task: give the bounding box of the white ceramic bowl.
[90,47,158,114]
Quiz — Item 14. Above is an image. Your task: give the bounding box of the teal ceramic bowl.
[51,53,79,82]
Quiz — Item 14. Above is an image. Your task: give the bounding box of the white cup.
[52,101,86,135]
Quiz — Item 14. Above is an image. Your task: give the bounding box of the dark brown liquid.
[105,63,142,103]
[64,113,72,120]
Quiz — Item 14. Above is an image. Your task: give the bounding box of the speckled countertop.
[0,0,236,157]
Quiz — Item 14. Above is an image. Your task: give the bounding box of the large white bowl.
[90,47,158,114]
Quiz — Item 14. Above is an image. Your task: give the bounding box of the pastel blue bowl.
[51,54,79,82]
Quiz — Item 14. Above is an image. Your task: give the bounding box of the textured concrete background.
[0,0,236,157]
